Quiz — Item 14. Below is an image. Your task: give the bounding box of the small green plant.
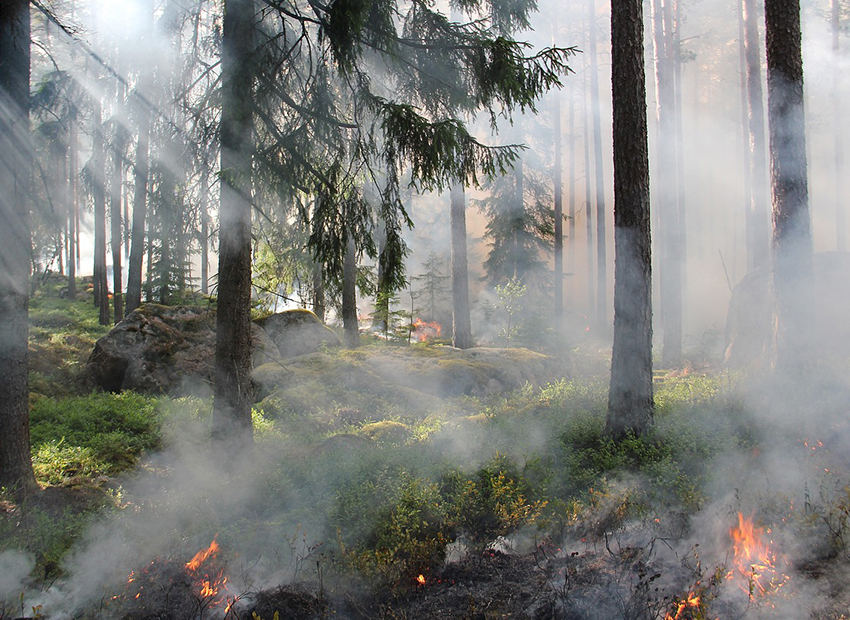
[494,277,526,347]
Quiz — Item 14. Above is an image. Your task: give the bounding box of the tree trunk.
[213,0,256,445]
[92,99,111,326]
[588,0,608,330]
[68,118,78,299]
[567,80,577,308]
[450,182,473,348]
[110,107,125,323]
[0,0,37,493]
[606,0,654,438]
[744,0,770,270]
[833,0,845,252]
[764,0,811,375]
[554,91,564,319]
[652,0,682,367]
[583,46,595,321]
[312,261,325,322]
[342,233,360,347]
[200,174,210,295]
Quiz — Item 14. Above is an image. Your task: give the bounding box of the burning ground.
[5,343,850,619]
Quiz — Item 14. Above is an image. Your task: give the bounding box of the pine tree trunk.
[588,0,608,330]
[68,119,78,299]
[342,234,360,348]
[833,0,845,251]
[0,0,37,493]
[764,0,812,375]
[583,45,595,321]
[567,80,577,309]
[607,0,654,438]
[110,110,124,323]
[652,0,682,367]
[554,91,564,319]
[213,0,256,445]
[92,99,111,326]
[126,108,148,315]
[450,182,473,348]
[312,261,325,322]
[744,0,770,269]
[201,175,209,295]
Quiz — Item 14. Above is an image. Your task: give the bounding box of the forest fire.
[664,591,701,620]
[728,512,789,599]
[110,536,234,618]
[412,318,441,342]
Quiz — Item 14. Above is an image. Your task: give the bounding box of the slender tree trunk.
[672,0,687,274]
[312,261,325,322]
[0,0,37,493]
[450,182,473,348]
[68,119,78,299]
[342,233,360,348]
[606,0,654,438]
[568,80,577,308]
[513,157,524,280]
[652,0,682,366]
[110,107,125,323]
[126,110,148,315]
[739,0,753,265]
[213,0,256,445]
[554,91,564,319]
[764,0,811,375]
[583,64,595,320]
[92,99,111,326]
[588,0,608,330]
[744,0,770,269]
[200,174,210,295]
[833,0,845,251]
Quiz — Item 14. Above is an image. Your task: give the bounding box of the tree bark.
[606,0,654,438]
[200,174,210,295]
[554,91,564,319]
[212,0,256,445]
[0,0,37,493]
[652,0,682,366]
[588,0,608,330]
[450,182,473,348]
[110,104,125,323]
[833,0,845,252]
[744,0,770,270]
[567,80,577,308]
[92,99,111,326]
[583,46,595,321]
[764,0,811,375]
[342,233,360,347]
[68,118,78,299]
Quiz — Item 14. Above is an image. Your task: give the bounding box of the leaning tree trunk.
[606,0,654,439]
[450,182,473,348]
[0,0,37,493]
[764,0,812,375]
[212,0,256,445]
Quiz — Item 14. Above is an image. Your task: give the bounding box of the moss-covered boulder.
[86,304,278,394]
[255,309,340,358]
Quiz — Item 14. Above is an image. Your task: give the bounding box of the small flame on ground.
[728,512,789,599]
[186,535,219,571]
[416,574,426,585]
[412,318,441,342]
[664,591,700,620]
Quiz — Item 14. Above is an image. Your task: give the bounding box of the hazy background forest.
[3,0,850,618]
[22,0,847,346]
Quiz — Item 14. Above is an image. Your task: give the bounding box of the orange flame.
[664,592,701,620]
[728,512,788,599]
[186,536,219,571]
[412,318,441,342]
[416,574,426,585]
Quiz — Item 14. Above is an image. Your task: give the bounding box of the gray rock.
[255,309,340,358]
[87,304,278,395]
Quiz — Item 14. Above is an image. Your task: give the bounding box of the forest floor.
[3,279,850,620]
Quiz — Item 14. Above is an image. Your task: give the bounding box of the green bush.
[29,392,161,480]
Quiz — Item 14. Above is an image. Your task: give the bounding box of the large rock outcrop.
[87,306,339,395]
